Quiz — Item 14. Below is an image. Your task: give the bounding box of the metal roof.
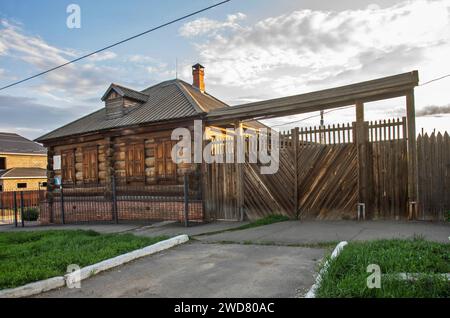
[0,167,47,179]
[0,132,47,155]
[36,79,230,143]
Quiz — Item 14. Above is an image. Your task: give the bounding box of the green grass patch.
[316,238,450,298]
[0,230,168,290]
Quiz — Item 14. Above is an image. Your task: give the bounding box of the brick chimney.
[192,63,205,93]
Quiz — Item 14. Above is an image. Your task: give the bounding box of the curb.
[0,234,189,298]
[0,277,66,299]
[304,241,348,298]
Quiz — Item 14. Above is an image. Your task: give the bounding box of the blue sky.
[1,0,450,139]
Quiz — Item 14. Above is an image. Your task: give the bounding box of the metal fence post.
[60,185,65,225]
[112,175,118,224]
[0,193,2,223]
[20,191,25,228]
[13,191,17,228]
[184,174,189,227]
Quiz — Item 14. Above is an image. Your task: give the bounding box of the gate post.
[184,174,189,227]
[60,185,65,225]
[20,191,25,228]
[111,175,118,224]
[47,146,55,224]
[406,90,419,219]
[355,101,373,219]
[235,121,245,222]
[292,127,299,219]
[13,191,18,228]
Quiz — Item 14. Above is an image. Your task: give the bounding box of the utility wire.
[271,105,355,128]
[419,73,450,87]
[0,0,231,91]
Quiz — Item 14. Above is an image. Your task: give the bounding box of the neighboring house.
[0,132,47,192]
[37,64,263,188]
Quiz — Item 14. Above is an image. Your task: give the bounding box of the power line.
[271,105,355,128]
[0,0,231,91]
[419,73,450,87]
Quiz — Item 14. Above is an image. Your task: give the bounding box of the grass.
[0,230,168,290]
[316,238,450,298]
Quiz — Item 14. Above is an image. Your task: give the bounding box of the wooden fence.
[204,117,449,221]
[417,132,450,220]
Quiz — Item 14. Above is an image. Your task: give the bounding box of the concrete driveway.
[38,242,324,298]
[195,220,450,244]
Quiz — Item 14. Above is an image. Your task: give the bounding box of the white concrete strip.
[383,273,450,281]
[65,234,189,284]
[304,241,348,298]
[0,235,189,298]
[0,276,66,298]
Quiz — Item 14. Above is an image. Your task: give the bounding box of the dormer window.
[102,84,148,120]
[107,91,120,100]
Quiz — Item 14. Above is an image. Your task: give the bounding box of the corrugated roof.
[36,79,229,142]
[0,133,47,154]
[101,83,148,102]
[0,167,47,179]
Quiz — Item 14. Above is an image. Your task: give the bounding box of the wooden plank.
[406,90,419,219]
[207,71,419,124]
[293,127,299,218]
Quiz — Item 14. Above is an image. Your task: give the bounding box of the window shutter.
[61,149,75,183]
[125,142,145,179]
[82,147,98,183]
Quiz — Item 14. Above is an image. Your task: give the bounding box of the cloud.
[0,20,118,98]
[0,95,90,139]
[88,51,117,62]
[416,105,450,117]
[179,12,246,37]
[127,55,159,64]
[182,0,450,102]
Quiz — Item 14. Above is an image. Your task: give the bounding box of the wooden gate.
[204,117,411,220]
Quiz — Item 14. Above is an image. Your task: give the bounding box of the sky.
[0,0,449,140]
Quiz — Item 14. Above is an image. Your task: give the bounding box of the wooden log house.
[36,64,264,223]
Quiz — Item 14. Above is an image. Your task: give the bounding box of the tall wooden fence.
[203,118,448,221]
[417,132,450,220]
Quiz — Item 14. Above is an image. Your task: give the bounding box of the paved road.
[196,220,450,244]
[38,242,324,298]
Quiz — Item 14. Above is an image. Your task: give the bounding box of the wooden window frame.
[82,146,99,184]
[61,149,76,184]
[155,139,178,184]
[125,141,145,182]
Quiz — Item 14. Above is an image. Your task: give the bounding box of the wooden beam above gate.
[206,71,419,125]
